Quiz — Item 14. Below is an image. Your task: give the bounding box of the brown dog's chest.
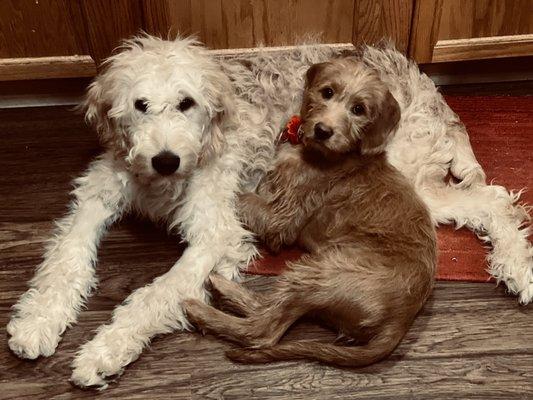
[262,150,428,255]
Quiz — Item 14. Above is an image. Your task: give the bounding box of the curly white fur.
[6,35,531,389]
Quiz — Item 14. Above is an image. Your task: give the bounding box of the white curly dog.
[7,36,531,388]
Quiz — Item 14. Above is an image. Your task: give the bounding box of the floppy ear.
[305,62,330,87]
[361,90,400,155]
[198,70,235,166]
[198,109,226,166]
[81,78,114,147]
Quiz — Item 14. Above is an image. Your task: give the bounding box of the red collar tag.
[279,115,302,145]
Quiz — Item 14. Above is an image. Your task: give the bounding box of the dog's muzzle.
[151,151,181,176]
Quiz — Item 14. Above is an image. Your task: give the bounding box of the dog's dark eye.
[351,104,365,115]
[178,97,196,112]
[134,99,148,113]
[321,87,334,100]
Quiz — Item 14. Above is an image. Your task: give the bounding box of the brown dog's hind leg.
[225,321,407,367]
[208,273,265,317]
[183,295,306,348]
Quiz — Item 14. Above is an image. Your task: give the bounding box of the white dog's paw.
[70,328,140,389]
[71,353,114,390]
[71,347,121,389]
[518,283,533,305]
[516,268,533,305]
[7,316,61,359]
[452,166,486,189]
[491,255,533,305]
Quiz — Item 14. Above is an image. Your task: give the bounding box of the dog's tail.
[226,324,405,367]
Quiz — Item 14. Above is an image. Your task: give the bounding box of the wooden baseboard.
[0,78,90,108]
[421,56,533,86]
[432,34,533,63]
[0,55,97,81]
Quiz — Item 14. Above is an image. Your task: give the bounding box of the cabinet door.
[410,0,533,63]
[0,0,143,81]
[143,0,355,49]
[0,0,96,80]
[352,0,414,54]
[143,0,413,53]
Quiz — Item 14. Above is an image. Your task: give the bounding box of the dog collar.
[278,115,303,145]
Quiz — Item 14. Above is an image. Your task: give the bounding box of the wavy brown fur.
[184,59,437,367]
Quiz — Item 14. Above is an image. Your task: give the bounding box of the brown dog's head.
[300,59,400,157]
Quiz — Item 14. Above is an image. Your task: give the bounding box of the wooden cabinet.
[0,0,531,81]
[0,0,414,81]
[0,0,142,80]
[143,0,413,53]
[410,0,533,63]
[0,0,95,80]
[144,0,356,49]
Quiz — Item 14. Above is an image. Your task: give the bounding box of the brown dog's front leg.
[238,193,285,252]
[238,192,308,252]
[208,273,265,317]
[237,192,270,232]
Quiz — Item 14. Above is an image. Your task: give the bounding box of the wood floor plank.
[0,107,99,223]
[188,353,532,399]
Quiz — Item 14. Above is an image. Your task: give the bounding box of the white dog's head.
[83,35,234,183]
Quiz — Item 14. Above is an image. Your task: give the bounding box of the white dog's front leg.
[7,156,128,359]
[71,238,257,389]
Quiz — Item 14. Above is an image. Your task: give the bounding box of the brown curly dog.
[184,58,437,367]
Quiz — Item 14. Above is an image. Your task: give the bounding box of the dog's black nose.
[314,123,333,140]
[151,151,180,176]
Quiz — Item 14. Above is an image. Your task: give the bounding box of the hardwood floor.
[0,106,531,399]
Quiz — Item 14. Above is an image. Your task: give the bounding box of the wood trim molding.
[0,55,97,81]
[421,56,533,86]
[432,34,533,63]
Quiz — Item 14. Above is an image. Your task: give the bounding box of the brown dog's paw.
[182,299,209,332]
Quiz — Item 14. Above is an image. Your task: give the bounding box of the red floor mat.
[247,95,533,282]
